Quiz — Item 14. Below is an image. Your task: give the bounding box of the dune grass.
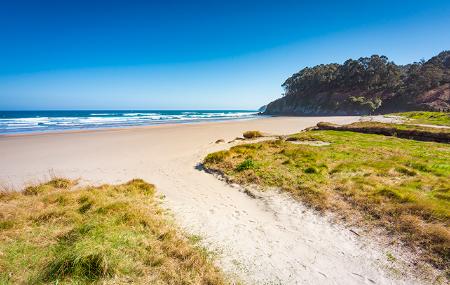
[203,129,450,271]
[0,179,227,285]
[392,111,450,126]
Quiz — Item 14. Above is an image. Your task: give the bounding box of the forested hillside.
[264,51,450,115]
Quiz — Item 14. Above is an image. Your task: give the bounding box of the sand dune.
[0,116,433,284]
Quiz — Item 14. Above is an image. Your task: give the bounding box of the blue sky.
[1,0,450,110]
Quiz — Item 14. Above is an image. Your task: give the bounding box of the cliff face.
[266,85,450,115]
[264,51,450,115]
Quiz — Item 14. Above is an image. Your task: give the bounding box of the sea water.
[0,110,259,134]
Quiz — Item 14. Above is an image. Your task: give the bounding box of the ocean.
[0,110,259,135]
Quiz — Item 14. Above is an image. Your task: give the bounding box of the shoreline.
[0,110,261,137]
[0,113,371,138]
[0,115,264,138]
[1,116,338,189]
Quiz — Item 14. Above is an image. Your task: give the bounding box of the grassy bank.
[0,179,227,284]
[316,121,450,143]
[392,111,450,126]
[204,129,450,271]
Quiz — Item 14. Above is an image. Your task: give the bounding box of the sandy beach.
[0,116,433,284]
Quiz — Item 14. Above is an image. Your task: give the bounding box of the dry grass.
[203,129,450,273]
[0,178,227,285]
[242,131,263,139]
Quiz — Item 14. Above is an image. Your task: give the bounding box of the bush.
[304,167,318,174]
[243,131,262,139]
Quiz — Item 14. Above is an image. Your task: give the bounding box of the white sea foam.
[90,113,117,116]
[0,111,259,134]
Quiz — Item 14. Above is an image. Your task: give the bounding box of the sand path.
[0,116,430,284]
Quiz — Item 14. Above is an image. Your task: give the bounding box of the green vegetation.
[243,130,263,139]
[204,150,229,164]
[282,55,400,97]
[265,51,450,115]
[0,179,227,284]
[236,159,257,172]
[203,130,450,270]
[316,121,450,143]
[393,111,450,126]
[386,252,397,263]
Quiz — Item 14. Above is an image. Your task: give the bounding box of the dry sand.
[0,116,436,284]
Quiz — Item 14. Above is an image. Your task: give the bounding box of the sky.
[1,0,450,110]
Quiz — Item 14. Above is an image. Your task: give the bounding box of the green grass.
[236,159,257,172]
[319,121,450,134]
[316,121,450,143]
[203,130,450,270]
[392,111,450,126]
[0,179,227,285]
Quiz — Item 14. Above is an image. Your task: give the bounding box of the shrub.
[243,131,262,139]
[304,167,318,174]
[47,178,72,189]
